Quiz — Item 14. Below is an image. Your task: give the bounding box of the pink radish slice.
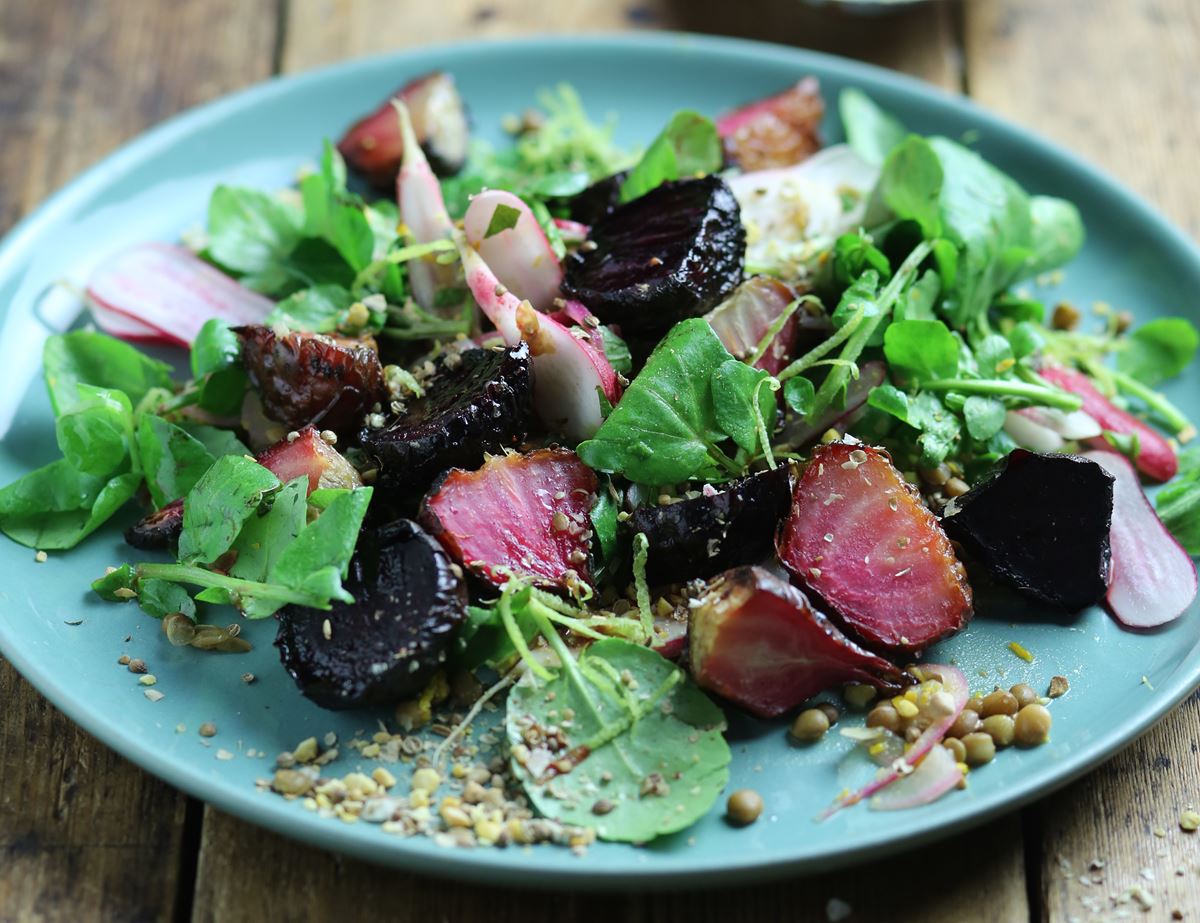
[818,663,967,821]
[780,361,885,448]
[393,101,456,312]
[456,230,616,440]
[1040,366,1178,481]
[552,218,590,243]
[1083,449,1198,628]
[87,299,179,346]
[868,741,963,811]
[86,243,273,345]
[547,309,622,405]
[464,189,563,312]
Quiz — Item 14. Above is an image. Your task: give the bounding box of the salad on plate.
[2,70,1198,848]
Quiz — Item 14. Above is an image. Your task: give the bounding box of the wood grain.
[282,0,961,87]
[963,2,1200,919]
[0,1,276,920]
[194,6,1031,923]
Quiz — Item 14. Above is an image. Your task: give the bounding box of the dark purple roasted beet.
[941,449,1114,611]
[561,176,746,339]
[125,499,183,550]
[360,343,535,494]
[275,519,467,709]
[563,170,629,225]
[629,466,793,586]
[235,326,385,437]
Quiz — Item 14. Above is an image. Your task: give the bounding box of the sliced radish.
[86,242,273,346]
[1018,406,1102,440]
[818,664,967,820]
[1083,449,1198,628]
[1041,366,1178,481]
[869,741,963,812]
[86,299,178,345]
[1003,410,1064,454]
[552,217,590,244]
[394,101,457,312]
[455,230,616,440]
[464,189,563,312]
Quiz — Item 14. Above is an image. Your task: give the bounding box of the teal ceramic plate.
[1,34,1197,890]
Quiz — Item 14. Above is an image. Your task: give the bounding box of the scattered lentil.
[962,732,996,767]
[1013,704,1052,747]
[981,714,1015,748]
[981,689,1019,717]
[726,789,764,826]
[1181,810,1200,832]
[790,708,830,742]
[127,658,148,675]
[843,683,876,709]
[199,722,218,738]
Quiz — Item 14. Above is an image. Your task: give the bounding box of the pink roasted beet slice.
[87,243,273,346]
[689,566,905,718]
[778,442,972,652]
[1040,365,1178,482]
[419,448,597,592]
[716,77,824,172]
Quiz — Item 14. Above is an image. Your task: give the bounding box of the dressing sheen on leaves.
[507,638,731,842]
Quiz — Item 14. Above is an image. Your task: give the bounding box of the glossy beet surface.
[716,77,824,172]
[420,448,597,592]
[563,170,629,225]
[236,326,385,437]
[689,566,905,718]
[360,343,535,495]
[276,519,467,709]
[630,466,793,586]
[778,443,972,652]
[561,176,746,338]
[124,499,183,550]
[337,71,470,189]
[941,449,1114,612]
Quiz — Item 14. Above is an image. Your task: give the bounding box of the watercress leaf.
[191,319,240,378]
[242,487,372,619]
[883,319,960,382]
[137,579,195,619]
[993,292,1046,325]
[895,269,941,322]
[178,456,281,565]
[1008,320,1045,359]
[328,204,375,272]
[963,395,1007,440]
[1117,317,1200,386]
[868,382,910,422]
[1157,448,1200,555]
[830,269,882,329]
[228,476,309,583]
[281,237,357,290]
[137,415,216,508]
[268,284,356,333]
[0,467,139,551]
[484,203,523,238]
[599,326,632,375]
[43,331,172,415]
[712,359,774,453]
[92,563,138,600]
[207,185,303,275]
[783,375,816,416]
[577,319,735,486]
[619,111,721,202]
[880,136,944,239]
[974,334,1014,378]
[55,385,133,477]
[829,233,891,289]
[507,638,730,842]
[911,392,961,467]
[590,486,619,564]
[182,423,249,460]
[454,601,539,673]
[1025,195,1085,276]
[838,88,907,165]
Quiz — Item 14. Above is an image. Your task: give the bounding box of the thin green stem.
[746,296,819,368]
[135,563,318,606]
[1104,367,1194,436]
[776,307,865,382]
[921,377,1084,410]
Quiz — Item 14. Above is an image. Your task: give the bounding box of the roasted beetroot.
[1039,365,1178,481]
[629,466,794,586]
[235,326,385,438]
[360,343,535,494]
[563,170,628,225]
[561,176,746,339]
[689,566,905,718]
[125,426,362,550]
[716,78,824,172]
[941,450,1114,612]
[778,443,972,652]
[336,71,469,190]
[420,448,597,592]
[276,519,467,709]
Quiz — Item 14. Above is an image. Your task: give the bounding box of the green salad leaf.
[839,88,907,166]
[1157,448,1200,556]
[619,110,722,202]
[55,384,135,477]
[138,415,217,508]
[0,463,140,550]
[507,636,730,842]
[177,456,281,566]
[43,331,172,415]
[1117,317,1200,386]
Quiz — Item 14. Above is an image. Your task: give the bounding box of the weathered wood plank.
[195,7,1030,923]
[281,0,961,88]
[964,1,1200,919]
[0,1,277,920]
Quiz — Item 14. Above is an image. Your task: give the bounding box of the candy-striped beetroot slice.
[778,442,972,652]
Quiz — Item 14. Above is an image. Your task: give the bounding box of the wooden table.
[1,1,1198,920]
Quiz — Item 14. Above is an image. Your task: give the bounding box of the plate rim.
[1,30,1198,889]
